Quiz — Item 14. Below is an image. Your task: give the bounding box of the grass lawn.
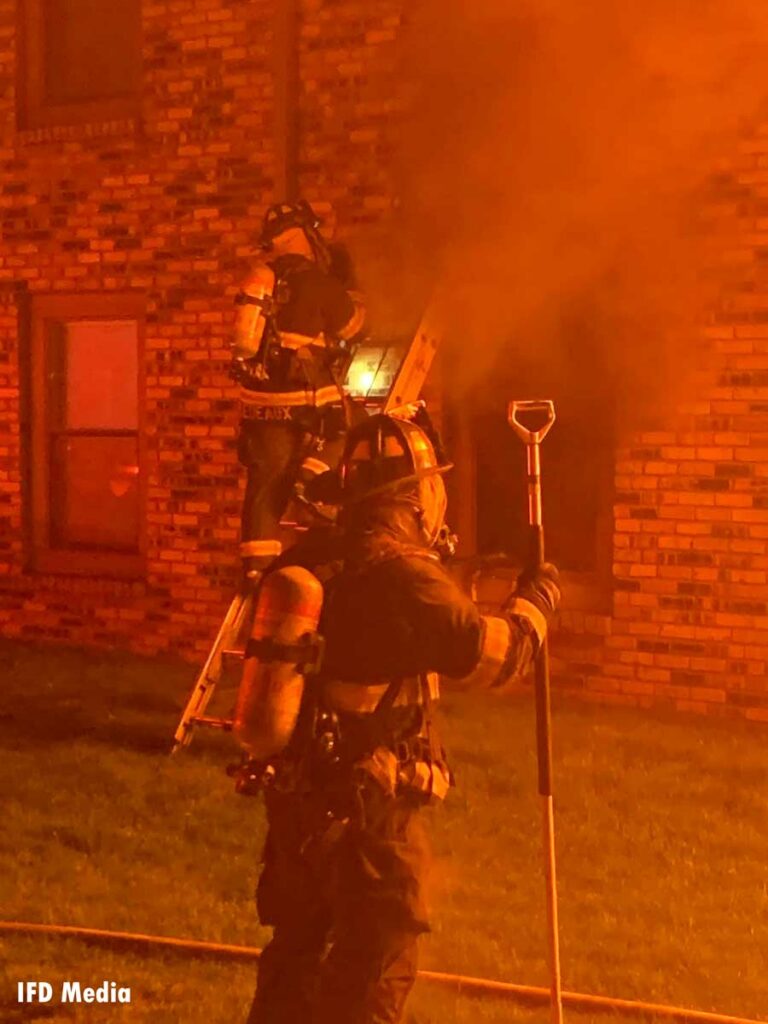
[2,636,768,1023]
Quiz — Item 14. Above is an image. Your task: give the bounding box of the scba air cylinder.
[234,566,324,760]
[232,263,276,361]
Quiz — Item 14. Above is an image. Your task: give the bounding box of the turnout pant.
[246,784,430,1024]
[237,419,305,562]
[237,408,346,566]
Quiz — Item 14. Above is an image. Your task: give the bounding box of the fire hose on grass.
[0,920,764,1024]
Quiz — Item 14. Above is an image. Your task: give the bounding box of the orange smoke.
[364,0,768,423]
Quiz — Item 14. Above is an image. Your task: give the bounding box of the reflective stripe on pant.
[246,785,430,1024]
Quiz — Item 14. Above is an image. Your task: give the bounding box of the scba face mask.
[416,471,448,548]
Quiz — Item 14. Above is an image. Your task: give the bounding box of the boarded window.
[30,294,145,578]
[475,398,614,576]
[19,0,141,128]
[467,309,615,603]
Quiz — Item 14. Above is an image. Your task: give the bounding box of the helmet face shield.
[410,427,440,474]
[417,471,448,546]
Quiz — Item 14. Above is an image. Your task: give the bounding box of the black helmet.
[259,199,321,247]
[339,414,453,547]
[340,414,450,502]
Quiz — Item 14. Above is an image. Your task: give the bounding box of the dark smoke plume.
[364,0,768,424]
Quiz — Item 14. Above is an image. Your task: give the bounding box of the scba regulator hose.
[1,920,764,1024]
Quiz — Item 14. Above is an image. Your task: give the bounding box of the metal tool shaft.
[508,399,563,1024]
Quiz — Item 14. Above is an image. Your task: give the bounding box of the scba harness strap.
[244,633,326,676]
[234,289,277,317]
[360,673,452,805]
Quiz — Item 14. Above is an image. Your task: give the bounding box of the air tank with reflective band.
[232,262,276,361]
[234,565,324,760]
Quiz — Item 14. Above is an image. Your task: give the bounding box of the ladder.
[171,301,444,752]
[171,589,253,752]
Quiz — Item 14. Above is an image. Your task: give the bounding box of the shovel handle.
[508,396,564,1023]
[507,399,556,445]
[508,399,556,534]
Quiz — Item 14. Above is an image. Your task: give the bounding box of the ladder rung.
[191,715,234,731]
[222,648,245,659]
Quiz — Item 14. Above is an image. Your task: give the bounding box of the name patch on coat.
[242,405,292,421]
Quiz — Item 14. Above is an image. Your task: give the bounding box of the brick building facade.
[0,0,404,660]
[1,0,767,720]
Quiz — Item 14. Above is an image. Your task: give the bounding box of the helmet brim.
[341,461,453,505]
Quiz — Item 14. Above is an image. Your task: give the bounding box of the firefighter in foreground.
[233,413,561,1024]
[232,199,366,581]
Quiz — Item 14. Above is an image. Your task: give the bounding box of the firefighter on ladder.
[232,199,367,583]
[232,412,562,1024]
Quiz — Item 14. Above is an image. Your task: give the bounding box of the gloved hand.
[515,562,561,618]
[303,469,343,506]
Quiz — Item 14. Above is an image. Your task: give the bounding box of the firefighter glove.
[515,562,561,618]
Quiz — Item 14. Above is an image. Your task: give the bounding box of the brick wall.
[0,0,405,658]
[297,0,402,222]
[549,137,768,720]
[0,288,22,577]
[1,0,767,721]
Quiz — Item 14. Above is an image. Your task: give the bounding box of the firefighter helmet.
[339,413,452,546]
[259,199,322,247]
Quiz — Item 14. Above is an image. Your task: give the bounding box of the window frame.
[18,0,142,130]
[29,291,147,579]
[558,445,615,614]
[446,402,615,615]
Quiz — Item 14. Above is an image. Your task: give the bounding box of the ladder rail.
[172,591,252,752]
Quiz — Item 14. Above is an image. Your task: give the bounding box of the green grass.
[2,637,768,1023]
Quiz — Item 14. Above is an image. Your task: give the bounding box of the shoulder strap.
[419,673,445,766]
[372,677,405,720]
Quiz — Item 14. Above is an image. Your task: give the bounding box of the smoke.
[365,0,768,423]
